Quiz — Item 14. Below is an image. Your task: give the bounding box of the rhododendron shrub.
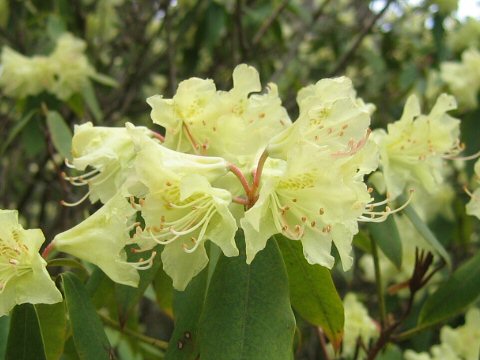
[2,2,480,359]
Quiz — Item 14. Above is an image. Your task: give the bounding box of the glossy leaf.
[164,267,208,360]
[152,267,174,317]
[418,251,480,327]
[6,304,46,360]
[46,110,72,159]
[368,215,402,269]
[198,233,296,360]
[61,272,111,360]
[276,235,344,348]
[36,302,67,360]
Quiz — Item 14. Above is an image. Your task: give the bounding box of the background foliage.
[1,0,480,359]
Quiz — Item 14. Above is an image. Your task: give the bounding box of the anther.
[319,208,325,215]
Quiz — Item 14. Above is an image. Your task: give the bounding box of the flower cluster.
[0,210,62,316]
[0,33,99,100]
[53,65,382,289]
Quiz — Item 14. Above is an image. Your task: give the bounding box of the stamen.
[444,149,480,161]
[60,191,91,207]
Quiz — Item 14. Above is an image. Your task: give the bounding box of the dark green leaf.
[6,304,46,360]
[418,251,480,327]
[353,230,372,254]
[368,215,402,269]
[61,272,111,360]
[164,267,208,360]
[276,235,344,348]
[198,232,296,360]
[152,267,173,316]
[35,302,67,360]
[0,315,9,359]
[46,110,72,159]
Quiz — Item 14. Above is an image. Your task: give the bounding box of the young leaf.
[276,235,344,348]
[418,251,480,327]
[6,304,47,360]
[198,232,296,360]
[35,302,67,360]
[61,272,112,360]
[367,215,402,269]
[164,267,208,360]
[46,110,73,160]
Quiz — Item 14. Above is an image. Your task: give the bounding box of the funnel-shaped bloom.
[0,210,62,316]
[372,94,460,199]
[147,64,290,168]
[241,143,373,270]
[268,77,372,159]
[53,194,143,287]
[132,139,238,290]
[65,122,152,204]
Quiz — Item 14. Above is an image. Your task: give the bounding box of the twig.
[316,327,331,360]
[371,236,387,328]
[270,0,332,83]
[166,7,177,94]
[234,0,248,62]
[100,313,168,351]
[328,0,394,76]
[252,0,290,46]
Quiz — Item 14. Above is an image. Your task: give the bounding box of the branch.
[100,313,168,350]
[252,0,290,46]
[270,0,332,83]
[328,0,394,77]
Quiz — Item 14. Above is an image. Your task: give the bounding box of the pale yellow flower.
[0,210,62,316]
[66,122,151,204]
[53,194,142,287]
[147,64,291,169]
[132,137,238,290]
[373,94,460,199]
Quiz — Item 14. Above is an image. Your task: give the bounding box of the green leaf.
[46,110,73,159]
[0,315,9,359]
[0,110,36,156]
[400,196,451,269]
[152,267,173,316]
[81,82,103,123]
[164,267,208,360]
[61,272,112,360]
[198,232,296,360]
[276,235,344,348]
[368,215,402,269]
[35,302,67,360]
[115,246,162,327]
[353,230,372,254]
[418,251,480,327]
[6,304,47,360]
